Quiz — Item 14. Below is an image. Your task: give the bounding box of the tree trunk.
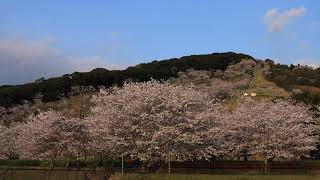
[244,155,248,161]
[83,148,87,160]
[264,158,270,174]
[168,159,171,174]
[144,159,150,173]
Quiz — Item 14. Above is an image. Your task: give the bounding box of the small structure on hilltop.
[251,93,257,97]
[243,92,257,97]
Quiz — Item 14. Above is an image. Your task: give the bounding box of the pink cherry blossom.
[86,80,226,161]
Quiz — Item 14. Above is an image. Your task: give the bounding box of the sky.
[0,0,319,85]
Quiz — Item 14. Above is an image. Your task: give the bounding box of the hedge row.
[1,160,320,168]
[0,160,123,167]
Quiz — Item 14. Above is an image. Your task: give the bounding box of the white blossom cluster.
[173,59,257,99]
[0,81,319,163]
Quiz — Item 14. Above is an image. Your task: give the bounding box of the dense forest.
[0,52,253,107]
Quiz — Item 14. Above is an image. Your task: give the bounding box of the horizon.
[1,0,319,85]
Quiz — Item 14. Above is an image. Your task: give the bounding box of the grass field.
[2,170,320,180]
[0,170,83,180]
[112,174,320,180]
[246,69,289,98]
[226,68,289,110]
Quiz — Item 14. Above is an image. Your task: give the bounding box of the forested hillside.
[0,52,252,108]
[1,52,320,126]
[0,52,320,158]
[266,61,320,105]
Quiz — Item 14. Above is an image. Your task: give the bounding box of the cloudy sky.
[0,0,319,85]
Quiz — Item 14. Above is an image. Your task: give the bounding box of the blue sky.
[0,0,319,85]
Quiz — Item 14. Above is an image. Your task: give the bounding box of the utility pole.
[68,75,84,119]
[80,85,84,119]
[70,76,87,160]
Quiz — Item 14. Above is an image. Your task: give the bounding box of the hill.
[1,52,320,125]
[0,52,252,108]
[266,61,320,105]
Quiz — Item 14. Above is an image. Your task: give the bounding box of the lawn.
[112,174,320,180]
[2,170,320,180]
[226,68,289,110]
[246,68,289,98]
[0,169,104,180]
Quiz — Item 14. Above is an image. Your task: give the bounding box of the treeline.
[267,62,320,88]
[0,52,252,107]
[266,61,320,105]
[1,81,318,172]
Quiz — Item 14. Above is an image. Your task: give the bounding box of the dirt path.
[246,68,289,98]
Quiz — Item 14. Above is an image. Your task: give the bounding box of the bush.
[0,160,122,168]
[0,160,44,166]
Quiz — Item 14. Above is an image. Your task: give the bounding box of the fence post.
[168,149,171,174]
[121,156,124,174]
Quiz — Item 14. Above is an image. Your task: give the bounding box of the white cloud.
[263,7,306,32]
[0,37,124,85]
[295,58,320,68]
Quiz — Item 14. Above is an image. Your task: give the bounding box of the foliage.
[0,101,37,126]
[86,80,227,161]
[1,81,319,165]
[15,110,90,161]
[291,92,320,105]
[226,99,319,160]
[0,125,19,160]
[0,52,253,107]
[0,160,44,166]
[266,63,320,99]
[173,59,256,99]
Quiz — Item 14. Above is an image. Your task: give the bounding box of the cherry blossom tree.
[16,110,90,164]
[227,99,319,173]
[0,125,19,160]
[86,80,227,166]
[0,102,34,126]
[172,59,256,99]
[315,105,320,118]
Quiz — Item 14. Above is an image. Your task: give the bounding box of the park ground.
[112,174,320,180]
[2,160,320,179]
[2,170,320,180]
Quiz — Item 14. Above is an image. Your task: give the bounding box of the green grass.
[41,92,94,118]
[247,69,289,98]
[226,68,289,110]
[113,174,320,180]
[0,170,89,180]
[0,159,121,168]
[2,170,320,180]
